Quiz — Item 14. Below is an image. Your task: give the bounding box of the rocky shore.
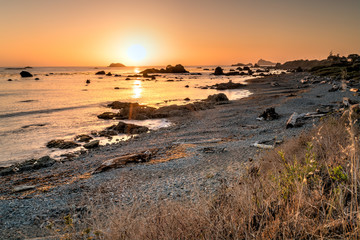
[1,72,358,239]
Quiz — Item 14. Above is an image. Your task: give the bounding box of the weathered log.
[286,112,299,128]
[92,149,158,174]
[251,142,274,149]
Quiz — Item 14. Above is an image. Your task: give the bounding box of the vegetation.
[77,106,360,239]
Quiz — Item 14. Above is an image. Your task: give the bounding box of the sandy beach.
[0,71,357,239]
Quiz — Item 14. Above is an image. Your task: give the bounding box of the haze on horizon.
[0,0,359,67]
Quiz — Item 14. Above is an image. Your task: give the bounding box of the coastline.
[0,72,355,239]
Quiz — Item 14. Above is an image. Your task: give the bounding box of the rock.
[214,67,224,75]
[97,112,117,120]
[86,79,91,84]
[32,156,56,169]
[114,87,120,89]
[125,77,131,80]
[209,81,244,90]
[329,85,340,92]
[20,71,33,77]
[75,134,93,142]
[7,79,12,81]
[206,93,229,103]
[108,63,126,67]
[141,64,188,74]
[243,66,250,71]
[271,81,279,87]
[106,72,112,76]
[13,185,36,192]
[185,85,189,88]
[46,139,80,149]
[95,71,106,75]
[108,122,149,134]
[184,98,190,101]
[34,78,40,80]
[0,156,56,176]
[83,140,100,149]
[259,107,280,120]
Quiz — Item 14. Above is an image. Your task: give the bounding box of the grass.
[53,108,360,239]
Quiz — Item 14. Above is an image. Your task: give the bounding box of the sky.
[0,0,359,67]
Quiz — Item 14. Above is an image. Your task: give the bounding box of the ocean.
[0,65,257,166]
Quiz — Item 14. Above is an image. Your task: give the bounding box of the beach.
[0,71,356,239]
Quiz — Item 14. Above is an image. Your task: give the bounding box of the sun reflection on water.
[134,68,140,74]
[132,80,142,99]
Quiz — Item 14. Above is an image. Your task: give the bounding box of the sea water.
[0,66,258,165]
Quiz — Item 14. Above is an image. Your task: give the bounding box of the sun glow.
[127,44,146,64]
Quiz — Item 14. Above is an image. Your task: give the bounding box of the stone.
[86,79,91,84]
[34,78,40,80]
[210,81,244,90]
[184,98,190,101]
[106,72,112,76]
[259,107,280,120]
[108,63,126,67]
[97,112,117,120]
[95,71,106,75]
[206,93,229,103]
[109,122,149,134]
[83,140,100,149]
[8,79,12,81]
[20,71,33,77]
[185,85,189,88]
[46,139,80,149]
[141,64,189,74]
[214,67,224,75]
[75,134,93,142]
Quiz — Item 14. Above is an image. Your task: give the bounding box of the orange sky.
[0,0,359,67]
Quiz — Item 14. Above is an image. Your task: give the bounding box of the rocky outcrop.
[95,71,106,75]
[205,93,229,103]
[83,140,100,149]
[107,122,149,134]
[141,64,189,74]
[214,67,224,75]
[46,139,80,149]
[108,63,126,67]
[209,81,244,90]
[257,59,276,66]
[0,156,56,176]
[20,71,33,77]
[75,134,93,142]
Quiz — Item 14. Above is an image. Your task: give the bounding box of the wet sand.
[0,72,355,239]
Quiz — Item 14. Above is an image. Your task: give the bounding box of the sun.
[127,44,146,64]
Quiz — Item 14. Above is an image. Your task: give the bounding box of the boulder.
[83,140,100,149]
[214,67,224,75]
[75,134,93,142]
[210,81,244,90]
[108,122,149,134]
[86,79,91,84]
[108,63,126,67]
[95,71,106,75]
[0,156,56,176]
[20,71,33,77]
[46,139,80,149]
[259,107,280,120]
[206,93,229,103]
[106,72,112,76]
[141,64,188,74]
[97,112,117,120]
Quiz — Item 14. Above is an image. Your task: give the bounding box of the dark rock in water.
[106,72,112,76]
[75,134,93,142]
[214,67,224,75]
[7,79,12,81]
[125,77,131,80]
[97,112,117,120]
[20,71,33,77]
[243,66,250,71]
[108,63,126,67]
[83,140,100,149]
[141,64,189,74]
[185,85,189,88]
[259,107,280,120]
[225,71,240,76]
[95,71,106,75]
[108,122,149,134]
[248,69,253,75]
[206,93,229,103]
[105,102,156,120]
[184,97,190,101]
[114,87,120,89]
[86,79,91,84]
[34,78,40,80]
[236,67,243,71]
[46,139,80,149]
[0,156,56,176]
[210,81,244,90]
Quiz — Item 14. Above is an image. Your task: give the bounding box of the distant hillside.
[257,59,276,66]
[275,59,332,70]
[108,63,126,67]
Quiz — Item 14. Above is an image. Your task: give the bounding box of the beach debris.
[206,93,229,103]
[251,142,274,149]
[20,71,33,77]
[350,88,359,93]
[83,140,100,149]
[92,149,158,174]
[13,185,36,193]
[286,112,301,128]
[270,81,279,87]
[328,85,340,92]
[95,71,105,75]
[46,139,80,149]
[286,112,326,128]
[258,107,280,121]
[214,66,224,75]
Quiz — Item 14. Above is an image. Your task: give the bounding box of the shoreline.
[1,72,355,239]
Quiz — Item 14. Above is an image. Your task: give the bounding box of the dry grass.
[77,109,360,239]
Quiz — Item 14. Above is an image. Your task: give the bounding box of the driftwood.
[286,112,326,128]
[92,149,158,174]
[251,142,274,149]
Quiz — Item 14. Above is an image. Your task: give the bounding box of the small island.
[108,63,126,67]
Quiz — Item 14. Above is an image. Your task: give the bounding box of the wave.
[0,104,98,119]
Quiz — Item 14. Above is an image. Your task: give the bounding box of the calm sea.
[0,65,255,165]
